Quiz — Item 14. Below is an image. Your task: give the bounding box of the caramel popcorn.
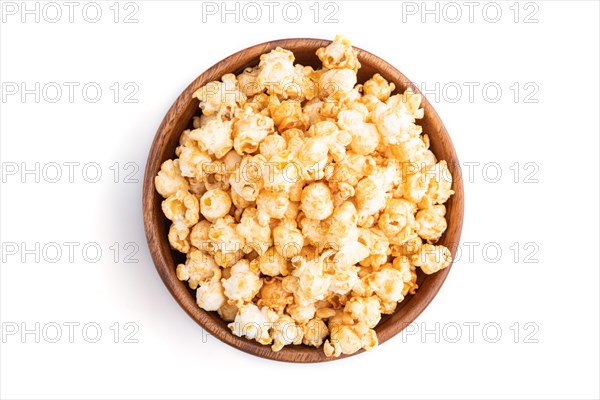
[316,34,361,73]
[255,246,290,277]
[189,108,235,159]
[176,249,220,289]
[302,317,329,347]
[271,315,304,352]
[233,105,275,155]
[196,275,226,311]
[222,259,262,306]
[155,35,455,357]
[200,189,232,222]
[162,190,200,235]
[300,182,334,220]
[415,204,447,243]
[155,160,189,198]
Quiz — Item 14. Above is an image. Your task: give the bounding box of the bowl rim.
[142,37,464,363]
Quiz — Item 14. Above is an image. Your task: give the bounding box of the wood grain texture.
[142,38,464,363]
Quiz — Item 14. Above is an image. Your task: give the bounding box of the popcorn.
[380,299,398,315]
[155,35,455,358]
[187,178,207,197]
[189,110,234,159]
[412,244,452,274]
[257,47,296,97]
[261,150,301,193]
[299,216,328,251]
[326,201,359,248]
[344,296,381,328]
[168,224,190,254]
[332,241,369,271]
[324,292,349,310]
[315,305,337,319]
[196,277,226,311]
[271,315,303,351]
[300,182,334,220]
[378,198,417,245]
[391,87,424,119]
[282,127,305,155]
[371,89,423,146]
[220,149,242,174]
[256,189,290,223]
[337,109,380,155]
[328,263,360,295]
[255,246,290,277]
[155,159,189,198]
[308,120,338,138]
[318,68,357,99]
[355,176,388,220]
[162,190,200,229]
[302,318,329,347]
[394,256,419,297]
[176,249,220,289]
[363,73,395,102]
[246,93,271,113]
[284,201,300,221]
[235,207,272,255]
[316,34,361,73]
[230,189,254,210]
[176,129,195,154]
[228,303,277,345]
[360,94,383,113]
[190,220,211,251]
[193,73,245,117]
[403,168,432,203]
[371,265,406,303]
[291,251,334,302]
[230,155,265,202]
[328,130,352,163]
[257,277,293,314]
[200,189,232,223]
[293,64,319,101]
[415,205,447,243]
[208,215,246,267]
[324,321,378,356]
[298,137,329,180]
[286,302,316,325]
[302,98,325,127]
[270,99,305,132]
[288,178,305,202]
[272,220,304,259]
[233,105,275,155]
[391,136,436,167]
[419,160,454,208]
[357,227,390,269]
[259,133,287,160]
[237,66,261,98]
[222,259,263,306]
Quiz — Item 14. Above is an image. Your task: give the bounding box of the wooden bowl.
[142,38,464,363]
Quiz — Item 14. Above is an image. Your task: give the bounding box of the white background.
[1,1,599,399]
